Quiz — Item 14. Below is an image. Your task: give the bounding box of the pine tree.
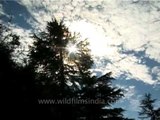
[0,23,20,103]
[139,93,160,120]
[29,18,133,120]
[0,23,25,118]
[0,23,38,119]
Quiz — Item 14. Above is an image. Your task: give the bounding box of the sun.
[66,43,79,61]
[67,20,111,57]
[68,45,77,54]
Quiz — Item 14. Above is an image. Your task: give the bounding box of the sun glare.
[68,20,111,56]
[68,45,77,54]
[66,43,79,63]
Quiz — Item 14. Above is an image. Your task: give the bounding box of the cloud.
[152,66,160,82]
[113,55,155,84]
[114,84,141,112]
[124,87,141,112]
[124,85,136,100]
[145,36,160,63]
[1,0,159,85]
[76,23,156,84]
[1,1,160,119]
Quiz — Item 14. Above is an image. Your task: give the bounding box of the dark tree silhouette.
[139,93,160,120]
[0,23,38,119]
[28,18,133,120]
[0,19,134,119]
[0,23,22,118]
[0,23,20,100]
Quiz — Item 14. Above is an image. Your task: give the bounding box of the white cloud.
[113,55,155,84]
[2,0,159,85]
[2,1,160,118]
[152,66,160,82]
[146,42,160,63]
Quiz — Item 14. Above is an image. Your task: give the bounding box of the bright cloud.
[1,1,160,119]
[2,0,160,85]
[114,55,155,84]
[67,20,156,84]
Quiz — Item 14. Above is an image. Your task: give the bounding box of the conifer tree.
[139,93,160,120]
[29,18,134,120]
[0,23,38,119]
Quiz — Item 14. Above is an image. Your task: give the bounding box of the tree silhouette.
[0,23,20,100]
[28,18,133,120]
[0,19,134,119]
[0,23,22,118]
[0,23,38,119]
[139,93,160,120]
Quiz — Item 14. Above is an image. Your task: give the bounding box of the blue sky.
[0,0,160,119]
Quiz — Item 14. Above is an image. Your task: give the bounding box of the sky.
[0,0,160,119]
